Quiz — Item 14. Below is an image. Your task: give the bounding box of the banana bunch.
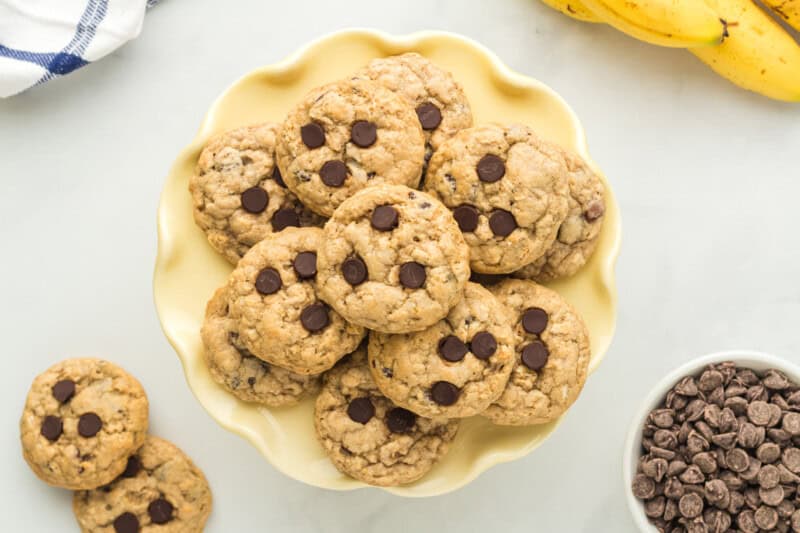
[539,0,800,101]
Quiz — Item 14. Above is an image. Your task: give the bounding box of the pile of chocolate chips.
[632,361,800,532]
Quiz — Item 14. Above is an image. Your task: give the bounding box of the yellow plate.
[154,29,621,497]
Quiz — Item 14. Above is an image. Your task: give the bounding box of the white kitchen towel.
[0,0,158,97]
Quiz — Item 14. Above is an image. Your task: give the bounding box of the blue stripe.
[0,44,87,71]
[36,0,109,85]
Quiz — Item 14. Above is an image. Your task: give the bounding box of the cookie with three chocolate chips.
[73,435,212,532]
[189,122,324,264]
[314,348,459,486]
[316,184,470,334]
[276,77,425,217]
[201,286,321,405]
[368,282,516,418]
[20,358,149,490]
[483,278,591,426]
[424,123,570,274]
[356,52,473,169]
[226,227,365,375]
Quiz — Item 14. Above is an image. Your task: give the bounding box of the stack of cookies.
[191,53,606,486]
[20,358,212,531]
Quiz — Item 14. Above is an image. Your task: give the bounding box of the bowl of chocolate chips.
[624,351,800,533]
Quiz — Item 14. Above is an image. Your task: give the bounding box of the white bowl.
[622,350,800,532]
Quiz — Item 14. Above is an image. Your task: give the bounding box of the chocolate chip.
[301,122,325,148]
[113,512,139,533]
[763,369,791,390]
[522,307,549,334]
[692,452,718,474]
[78,412,102,437]
[293,251,317,280]
[679,465,706,484]
[654,429,678,450]
[754,505,778,529]
[399,262,426,289]
[644,496,666,518]
[40,415,62,441]
[415,103,442,130]
[350,120,377,148]
[699,369,724,392]
[470,332,497,360]
[347,397,375,424]
[783,447,800,473]
[664,477,684,499]
[430,381,459,406]
[651,409,675,429]
[675,376,699,397]
[148,498,174,524]
[757,442,781,464]
[300,303,329,333]
[438,335,468,362]
[748,400,773,426]
[705,479,729,505]
[488,210,516,237]
[476,154,505,183]
[759,464,781,489]
[679,493,704,518]
[452,204,479,232]
[371,205,399,231]
[738,509,758,532]
[386,407,416,433]
[727,449,751,473]
[255,267,282,295]
[584,199,605,221]
[319,160,347,187]
[342,256,367,286]
[521,341,549,370]
[633,473,656,499]
[121,456,141,478]
[272,166,286,188]
[784,413,800,436]
[52,379,75,404]
[241,187,269,214]
[271,208,300,231]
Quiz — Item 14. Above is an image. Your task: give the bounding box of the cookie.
[227,227,365,375]
[276,77,425,217]
[201,286,321,405]
[355,53,473,166]
[368,282,515,418]
[189,123,324,264]
[314,349,459,486]
[20,358,149,490]
[316,184,470,334]
[73,435,212,532]
[515,149,605,281]
[424,123,570,274]
[483,279,591,425]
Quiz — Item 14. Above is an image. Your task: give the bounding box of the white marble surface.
[2,0,799,531]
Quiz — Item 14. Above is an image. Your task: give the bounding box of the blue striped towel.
[0,0,158,97]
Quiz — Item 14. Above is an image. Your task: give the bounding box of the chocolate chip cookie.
[189,123,324,264]
[483,279,591,425]
[73,435,212,532]
[201,286,321,405]
[20,358,149,490]
[314,348,459,486]
[276,77,425,217]
[515,149,605,281]
[424,123,570,274]
[355,53,473,167]
[227,227,365,375]
[368,282,516,418]
[316,184,470,334]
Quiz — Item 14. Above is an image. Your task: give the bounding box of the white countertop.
[2,0,799,531]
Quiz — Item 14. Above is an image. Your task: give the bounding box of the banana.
[761,0,800,31]
[691,0,800,101]
[579,0,727,47]
[539,0,603,23]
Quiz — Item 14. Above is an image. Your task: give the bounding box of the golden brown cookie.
[227,227,365,375]
[189,123,323,264]
[201,286,321,405]
[316,184,470,334]
[73,435,212,532]
[515,149,605,281]
[483,279,591,425]
[314,349,458,486]
[424,124,570,274]
[368,282,516,418]
[276,77,425,217]
[20,358,148,490]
